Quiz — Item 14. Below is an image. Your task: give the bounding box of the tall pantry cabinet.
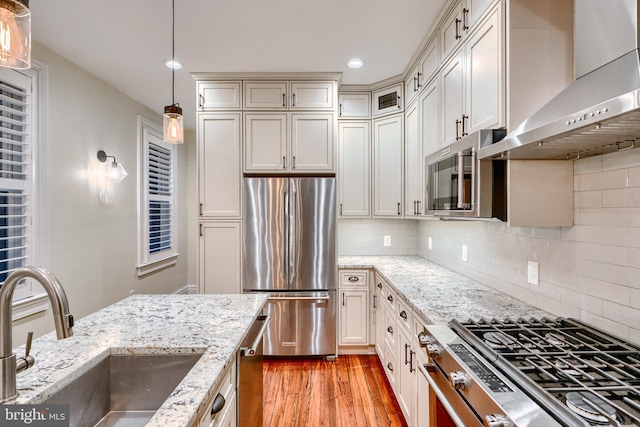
[195,75,339,294]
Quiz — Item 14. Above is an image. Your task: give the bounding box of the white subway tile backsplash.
[574,190,603,208]
[579,276,630,305]
[543,297,580,318]
[576,242,629,266]
[574,207,630,227]
[629,167,640,187]
[602,301,640,330]
[580,311,630,342]
[602,149,640,171]
[603,187,640,208]
[575,168,628,191]
[574,155,602,175]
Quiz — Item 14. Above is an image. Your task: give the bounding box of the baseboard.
[172,284,199,295]
[337,345,377,355]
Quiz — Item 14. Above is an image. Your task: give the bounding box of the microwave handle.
[457,151,465,209]
[470,149,476,210]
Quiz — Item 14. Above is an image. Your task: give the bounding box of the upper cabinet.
[440,0,494,62]
[373,83,404,118]
[243,81,335,110]
[197,82,242,111]
[338,93,371,119]
[405,37,439,106]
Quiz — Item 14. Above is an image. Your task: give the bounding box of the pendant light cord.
[171,0,176,106]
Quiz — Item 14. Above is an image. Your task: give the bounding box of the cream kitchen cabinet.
[374,277,386,363]
[338,270,369,346]
[420,81,440,159]
[198,356,237,427]
[415,343,430,427]
[244,113,334,173]
[396,299,417,425]
[338,92,371,119]
[198,113,242,218]
[373,114,404,217]
[373,83,403,117]
[441,4,502,146]
[198,221,242,294]
[404,100,422,217]
[338,121,370,217]
[244,81,335,110]
[197,82,242,111]
[405,36,438,105]
[440,0,495,62]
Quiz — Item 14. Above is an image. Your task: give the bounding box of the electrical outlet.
[428,237,433,250]
[462,245,468,262]
[527,261,539,286]
[383,235,391,247]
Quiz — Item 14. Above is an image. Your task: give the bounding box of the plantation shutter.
[0,71,31,286]
[148,142,173,254]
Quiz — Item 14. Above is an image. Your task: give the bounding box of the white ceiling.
[30,0,447,131]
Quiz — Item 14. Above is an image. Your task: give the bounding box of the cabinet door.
[466,0,494,29]
[441,50,464,147]
[373,115,403,217]
[397,328,416,425]
[198,114,242,218]
[338,93,371,119]
[244,81,287,109]
[210,391,237,427]
[199,222,241,294]
[374,286,386,363]
[244,113,287,172]
[373,84,403,117]
[420,37,439,87]
[404,64,421,106]
[420,81,439,159]
[290,81,335,110]
[465,5,502,134]
[339,289,369,345]
[198,82,242,111]
[290,113,334,172]
[338,121,370,217]
[440,1,464,61]
[404,101,421,217]
[415,350,430,427]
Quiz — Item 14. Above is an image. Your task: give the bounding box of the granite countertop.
[10,294,268,427]
[338,256,550,325]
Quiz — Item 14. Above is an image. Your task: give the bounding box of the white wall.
[12,42,191,346]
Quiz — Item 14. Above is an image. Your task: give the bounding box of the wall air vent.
[378,92,398,110]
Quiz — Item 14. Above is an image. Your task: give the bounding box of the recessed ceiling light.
[164,59,183,70]
[347,58,365,69]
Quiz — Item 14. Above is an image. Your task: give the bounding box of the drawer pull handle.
[210,393,225,415]
[348,276,360,282]
[377,282,382,289]
[400,310,408,320]
[387,362,393,372]
[387,295,393,303]
[387,326,393,334]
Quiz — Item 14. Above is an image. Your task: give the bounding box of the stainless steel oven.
[425,129,506,219]
[418,318,640,427]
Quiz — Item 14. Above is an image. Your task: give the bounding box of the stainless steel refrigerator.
[243,177,336,357]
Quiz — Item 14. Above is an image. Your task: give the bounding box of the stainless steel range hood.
[479,0,640,160]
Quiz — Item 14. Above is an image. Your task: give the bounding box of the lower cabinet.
[397,325,417,426]
[198,356,237,427]
[415,347,430,427]
[338,270,370,347]
[198,222,242,294]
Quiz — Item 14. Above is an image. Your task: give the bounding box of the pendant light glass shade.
[163,104,183,144]
[0,0,30,69]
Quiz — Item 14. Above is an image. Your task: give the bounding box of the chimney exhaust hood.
[479,0,640,160]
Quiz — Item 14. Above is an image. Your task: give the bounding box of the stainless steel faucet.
[0,267,74,402]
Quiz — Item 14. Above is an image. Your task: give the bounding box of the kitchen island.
[8,294,267,427]
[339,256,550,324]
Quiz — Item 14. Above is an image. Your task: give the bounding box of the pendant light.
[0,0,30,69]
[163,0,183,144]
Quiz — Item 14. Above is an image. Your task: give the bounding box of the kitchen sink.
[42,353,202,427]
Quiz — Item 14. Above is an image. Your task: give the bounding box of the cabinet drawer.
[339,270,369,287]
[384,286,397,311]
[199,359,236,426]
[198,82,242,110]
[384,307,397,349]
[397,298,412,332]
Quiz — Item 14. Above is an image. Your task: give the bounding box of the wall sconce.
[97,150,127,183]
[0,0,31,69]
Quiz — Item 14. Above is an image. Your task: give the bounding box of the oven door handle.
[419,363,467,427]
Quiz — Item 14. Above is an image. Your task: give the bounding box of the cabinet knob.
[387,294,393,303]
[400,310,407,320]
[210,393,226,415]
[377,282,382,289]
[387,326,394,334]
[387,362,393,372]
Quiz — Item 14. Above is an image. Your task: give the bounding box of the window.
[0,64,49,318]
[137,116,178,276]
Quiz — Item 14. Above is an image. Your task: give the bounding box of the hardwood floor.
[264,355,408,427]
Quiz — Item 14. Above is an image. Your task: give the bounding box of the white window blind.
[0,71,31,286]
[148,142,172,254]
[137,116,178,276]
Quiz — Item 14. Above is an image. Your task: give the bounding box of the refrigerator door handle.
[281,189,288,278]
[268,294,330,301]
[289,189,297,284]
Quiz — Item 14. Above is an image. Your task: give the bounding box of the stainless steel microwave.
[425,129,506,219]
